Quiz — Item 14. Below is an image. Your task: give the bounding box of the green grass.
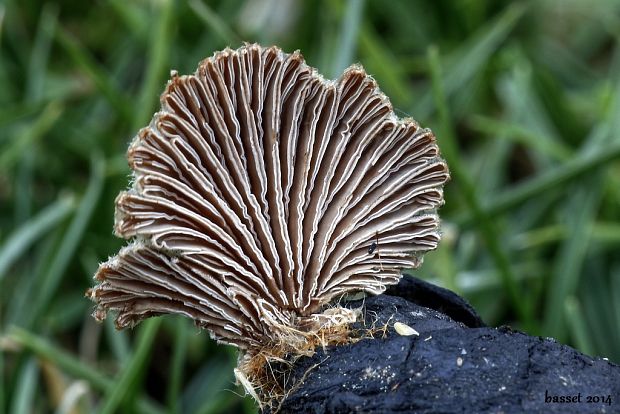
[1,0,620,413]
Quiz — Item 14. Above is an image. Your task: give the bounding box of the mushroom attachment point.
[87,44,449,406]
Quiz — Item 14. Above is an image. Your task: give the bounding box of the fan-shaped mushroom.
[88,44,449,400]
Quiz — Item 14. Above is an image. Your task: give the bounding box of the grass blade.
[456,139,620,227]
[167,318,189,414]
[468,115,573,161]
[29,153,105,327]
[611,263,620,359]
[0,5,4,45]
[414,2,528,119]
[581,264,618,360]
[0,101,48,129]
[182,352,237,414]
[0,346,4,414]
[543,176,601,340]
[331,0,365,78]
[0,195,75,280]
[9,357,38,414]
[564,296,595,356]
[53,27,132,123]
[104,318,131,365]
[7,327,108,389]
[511,222,620,250]
[5,326,164,414]
[427,45,533,330]
[27,3,58,102]
[357,25,409,106]
[14,144,35,224]
[0,102,63,171]
[99,318,162,414]
[133,0,175,131]
[108,0,148,39]
[189,0,240,46]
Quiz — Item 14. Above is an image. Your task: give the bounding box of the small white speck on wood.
[394,322,419,336]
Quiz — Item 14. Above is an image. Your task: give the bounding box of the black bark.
[268,277,620,413]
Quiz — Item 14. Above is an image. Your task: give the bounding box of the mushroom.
[88,43,449,403]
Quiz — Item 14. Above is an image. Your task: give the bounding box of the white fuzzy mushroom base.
[89,44,449,352]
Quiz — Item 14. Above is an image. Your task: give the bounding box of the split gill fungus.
[87,44,449,406]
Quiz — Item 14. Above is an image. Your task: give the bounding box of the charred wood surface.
[271,277,619,414]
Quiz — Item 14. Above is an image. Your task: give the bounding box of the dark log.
[267,277,619,413]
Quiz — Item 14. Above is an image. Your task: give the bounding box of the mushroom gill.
[88,44,449,355]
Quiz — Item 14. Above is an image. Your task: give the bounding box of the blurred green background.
[1,0,620,412]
